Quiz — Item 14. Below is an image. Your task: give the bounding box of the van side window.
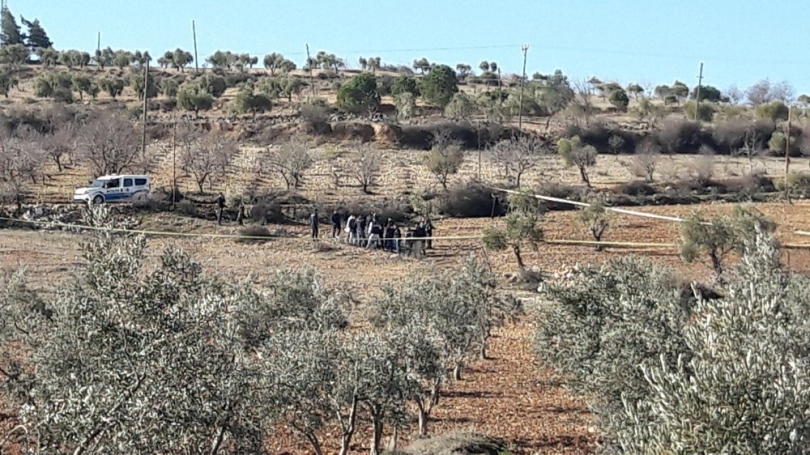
[106,179,120,189]
[123,178,133,187]
[134,178,147,186]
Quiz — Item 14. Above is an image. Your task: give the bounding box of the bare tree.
[260,134,315,190]
[349,141,381,193]
[77,112,142,176]
[42,123,77,172]
[689,146,716,186]
[491,135,551,188]
[180,131,239,194]
[630,139,661,182]
[569,79,596,125]
[725,84,743,105]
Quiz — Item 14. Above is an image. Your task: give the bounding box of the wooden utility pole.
[192,20,199,73]
[785,105,792,203]
[694,62,704,121]
[141,59,149,156]
[517,44,529,131]
[96,32,100,54]
[306,43,315,96]
[171,113,177,209]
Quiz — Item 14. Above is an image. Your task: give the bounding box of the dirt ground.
[2,200,810,453]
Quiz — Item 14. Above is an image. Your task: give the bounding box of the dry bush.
[400,431,508,455]
[630,138,660,182]
[490,134,551,188]
[656,116,702,155]
[439,180,501,218]
[688,146,716,186]
[235,225,273,244]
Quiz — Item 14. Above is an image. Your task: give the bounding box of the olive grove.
[0,210,520,454]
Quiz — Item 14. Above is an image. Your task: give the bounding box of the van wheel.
[92,195,104,205]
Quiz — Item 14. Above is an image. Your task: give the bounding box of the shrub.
[776,172,810,197]
[615,180,656,197]
[616,234,810,453]
[754,100,790,122]
[235,225,273,243]
[439,180,502,218]
[536,256,696,450]
[656,117,702,154]
[683,100,717,122]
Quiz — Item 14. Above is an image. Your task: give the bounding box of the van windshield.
[89,179,105,188]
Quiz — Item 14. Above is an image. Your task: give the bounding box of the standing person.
[367,222,381,249]
[424,217,434,249]
[216,192,226,225]
[346,213,357,245]
[331,210,342,240]
[393,223,402,254]
[384,221,396,252]
[357,214,367,247]
[235,197,245,226]
[310,209,320,239]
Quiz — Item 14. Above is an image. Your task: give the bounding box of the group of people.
[309,209,434,254]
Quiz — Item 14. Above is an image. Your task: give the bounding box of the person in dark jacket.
[310,209,320,239]
[357,215,367,246]
[424,217,434,249]
[393,224,402,254]
[384,221,396,252]
[216,192,226,225]
[331,210,342,239]
[367,222,382,249]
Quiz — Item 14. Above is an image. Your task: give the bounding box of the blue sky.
[13,0,810,95]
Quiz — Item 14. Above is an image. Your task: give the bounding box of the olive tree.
[423,130,464,190]
[578,197,612,250]
[615,232,810,454]
[483,192,544,274]
[0,231,270,454]
[679,205,775,282]
[558,135,597,187]
[535,255,696,451]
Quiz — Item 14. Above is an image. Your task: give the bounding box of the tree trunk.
[387,427,399,453]
[578,166,591,188]
[338,397,358,455]
[512,244,525,271]
[370,416,384,455]
[305,432,323,455]
[453,363,463,381]
[197,178,205,194]
[417,405,429,436]
[479,342,487,360]
[55,156,63,172]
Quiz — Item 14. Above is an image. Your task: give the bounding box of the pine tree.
[21,16,51,49]
[0,7,23,46]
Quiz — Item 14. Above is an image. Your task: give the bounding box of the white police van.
[73,174,151,205]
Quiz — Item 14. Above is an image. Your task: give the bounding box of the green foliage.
[177,82,214,115]
[679,205,775,280]
[33,71,73,102]
[423,131,465,190]
[231,85,273,116]
[70,74,93,100]
[691,84,723,102]
[99,77,125,99]
[535,256,694,451]
[20,17,53,51]
[0,43,29,65]
[336,73,380,113]
[444,92,477,118]
[36,47,59,66]
[160,78,178,98]
[482,192,544,271]
[198,73,227,98]
[392,75,420,97]
[683,100,718,122]
[128,71,159,100]
[557,135,597,187]
[608,87,630,111]
[578,197,612,247]
[615,234,810,453]
[420,64,459,109]
[755,100,790,122]
[0,7,23,46]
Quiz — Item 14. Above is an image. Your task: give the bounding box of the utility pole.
[305,43,315,96]
[785,105,792,204]
[694,62,704,121]
[517,44,529,131]
[171,112,177,209]
[96,32,100,55]
[192,20,199,73]
[141,59,149,157]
